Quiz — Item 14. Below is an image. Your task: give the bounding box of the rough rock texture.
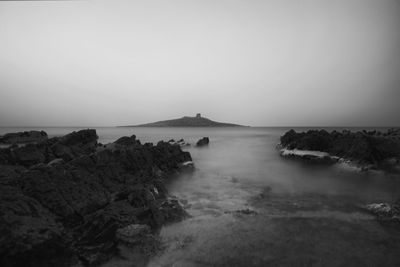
[0,129,192,266]
[280,128,400,167]
[196,137,210,147]
[0,130,48,144]
[364,201,400,226]
[167,139,190,147]
[116,224,151,245]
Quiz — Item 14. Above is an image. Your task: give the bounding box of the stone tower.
[196,113,201,118]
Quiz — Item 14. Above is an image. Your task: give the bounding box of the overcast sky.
[0,0,399,127]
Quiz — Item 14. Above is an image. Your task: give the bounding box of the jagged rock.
[116,224,151,245]
[363,202,400,226]
[168,138,190,147]
[0,184,76,267]
[196,137,210,147]
[0,130,48,144]
[10,144,46,166]
[0,129,193,266]
[156,198,189,224]
[114,135,137,147]
[279,129,400,167]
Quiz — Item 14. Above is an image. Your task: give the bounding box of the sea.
[1,126,400,266]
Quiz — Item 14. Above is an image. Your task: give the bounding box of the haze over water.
[2,126,400,266]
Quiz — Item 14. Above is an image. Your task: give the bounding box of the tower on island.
[196,113,201,118]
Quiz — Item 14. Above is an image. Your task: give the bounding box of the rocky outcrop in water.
[196,137,210,147]
[0,130,48,144]
[279,128,400,170]
[364,201,400,226]
[167,139,190,147]
[0,129,192,267]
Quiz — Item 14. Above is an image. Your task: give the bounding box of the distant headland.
[120,113,248,127]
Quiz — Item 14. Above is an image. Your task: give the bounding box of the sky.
[0,0,399,127]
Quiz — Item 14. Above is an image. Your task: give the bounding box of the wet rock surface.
[363,202,400,226]
[0,129,192,266]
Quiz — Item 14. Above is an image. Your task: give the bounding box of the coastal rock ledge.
[0,129,192,267]
[279,128,400,171]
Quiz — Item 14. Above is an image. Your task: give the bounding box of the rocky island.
[121,113,247,127]
[0,129,193,266]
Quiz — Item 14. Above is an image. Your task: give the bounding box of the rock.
[0,130,48,144]
[168,138,190,147]
[196,137,210,147]
[363,202,400,226]
[279,129,400,168]
[225,208,258,216]
[156,198,189,224]
[364,203,392,214]
[116,224,151,245]
[114,135,137,147]
[47,158,64,167]
[0,129,192,266]
[179,161,195,171]
[279,148,338,164]
[0,184,76,267]
[10,144,46,166]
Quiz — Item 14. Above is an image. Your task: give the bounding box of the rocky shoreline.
[278,128,400,172]
[279,128,400,226]
[0,129,193,266]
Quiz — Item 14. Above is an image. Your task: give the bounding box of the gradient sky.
[0,0,399,127]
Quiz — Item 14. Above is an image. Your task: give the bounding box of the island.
[120,113,247,127]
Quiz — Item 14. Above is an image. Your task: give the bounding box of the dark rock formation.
[279,128,400,168]
[0,129,192,266]
[363,201,400,226]
[167,139,190,147]
[196,137,210,147]
[0,130,48,144]
[121,114,247,127]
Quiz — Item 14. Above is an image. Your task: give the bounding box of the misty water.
[2,127,400,266]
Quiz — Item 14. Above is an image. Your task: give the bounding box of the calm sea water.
[2,127,400,266]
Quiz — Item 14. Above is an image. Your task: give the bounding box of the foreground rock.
[0,129,192,266]
[279,128,400,171]
[0,130,48,144]
[196,137,210,147]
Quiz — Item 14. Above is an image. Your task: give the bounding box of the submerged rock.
[0,129,193,266]
[363,202,400,226]
[196,137,210,147]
